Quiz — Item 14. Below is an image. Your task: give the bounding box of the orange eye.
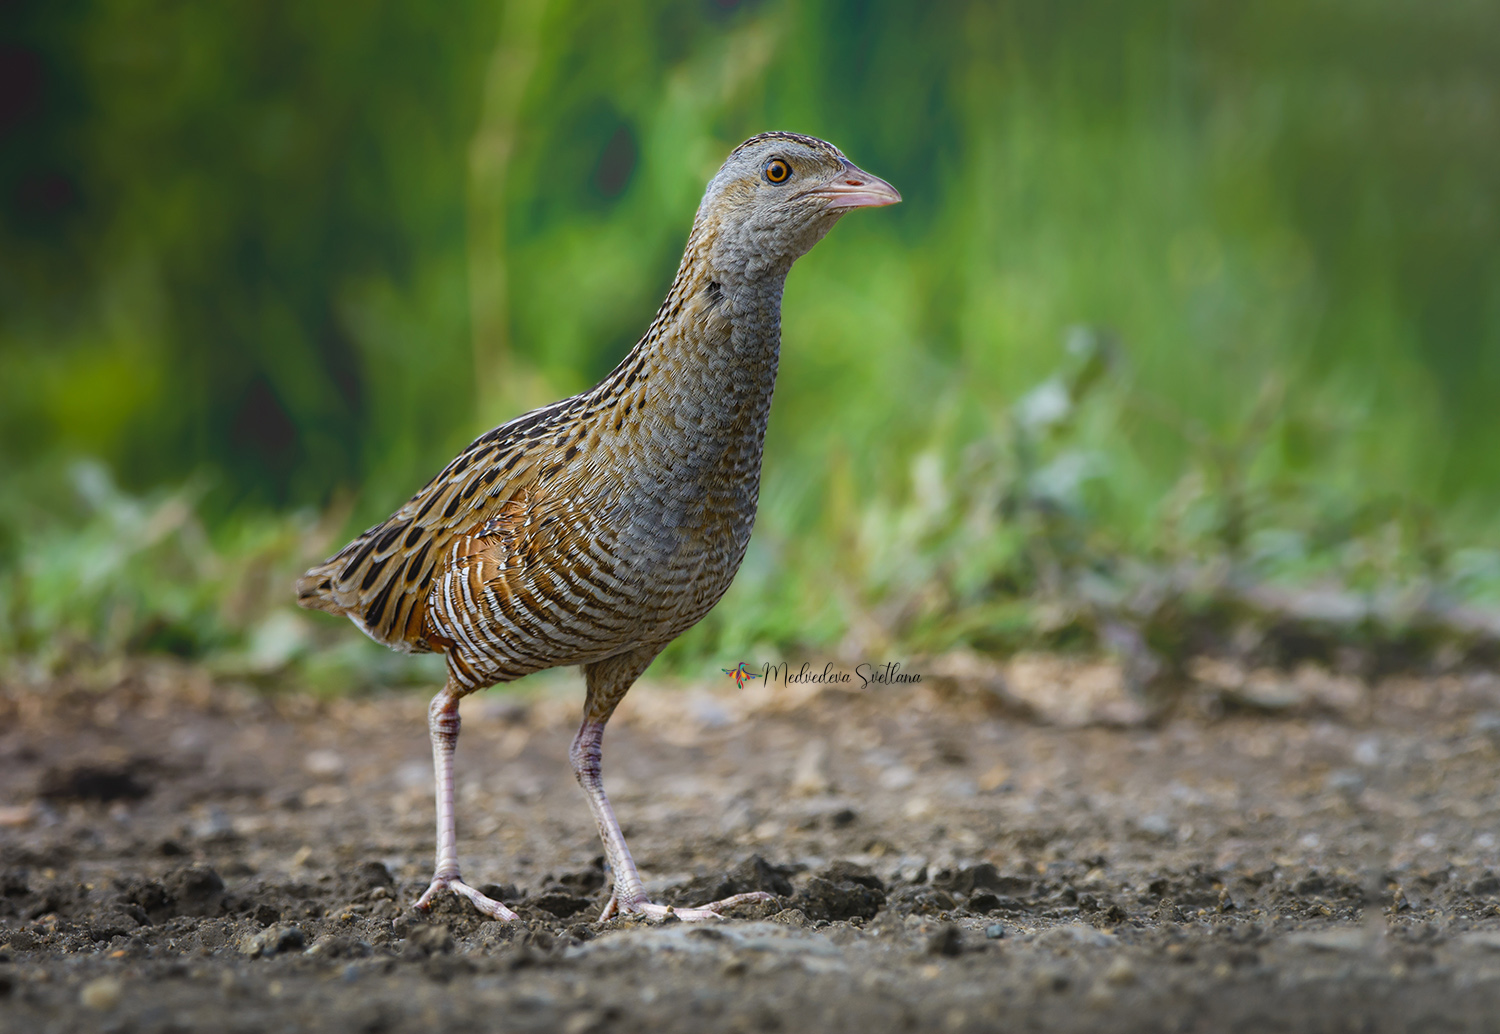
[764,158,791,183]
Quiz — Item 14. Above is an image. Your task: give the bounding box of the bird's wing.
[423,477,631,679]
[295,397,582,653]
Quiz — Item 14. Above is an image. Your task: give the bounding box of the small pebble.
[273,926,307,954]
[1032,967,1069,993]
[0,805,34,828]
[927,924,963,957]
[407,924,455,956]
[1289,929,1366,953]
[193,805,234,839]
[1470,712,1500,747]
[878,765,916,792]
[1105,957,1137,986]
[1038,924,1117,950]
[563,1011,604,1034]
[303,749,346,777]
[1137,813,1172,837]
[985,924,1006,940]
[241,925,307,958]
[80,976,122,1011]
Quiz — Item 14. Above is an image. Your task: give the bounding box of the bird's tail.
[295,560,348,616]
[294,516,437,655]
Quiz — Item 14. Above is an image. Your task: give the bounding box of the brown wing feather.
[295,399,579,652]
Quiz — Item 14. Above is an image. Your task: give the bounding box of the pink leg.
[569,718,773,921]
[413,685,519,921]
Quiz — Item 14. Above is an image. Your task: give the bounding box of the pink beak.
[812,160,902,211]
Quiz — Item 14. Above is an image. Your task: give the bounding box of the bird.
[296,132,900,921]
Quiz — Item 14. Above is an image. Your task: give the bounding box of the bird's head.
[694,132,900,282]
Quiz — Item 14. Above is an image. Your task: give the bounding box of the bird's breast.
[579,378,769,630]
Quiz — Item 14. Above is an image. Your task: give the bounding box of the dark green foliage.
[2,0,500,508]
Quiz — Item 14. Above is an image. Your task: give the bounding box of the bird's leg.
[569,711,773,923]
[413,683,518,921]
[568,717,651,915]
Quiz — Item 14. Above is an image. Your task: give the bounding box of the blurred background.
[2,0,1497,689]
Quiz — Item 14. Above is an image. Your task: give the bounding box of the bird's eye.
[764,158,791,184]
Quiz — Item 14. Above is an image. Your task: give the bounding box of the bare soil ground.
[4,657,1500,1033]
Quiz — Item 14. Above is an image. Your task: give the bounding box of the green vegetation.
[3,1,1498,683]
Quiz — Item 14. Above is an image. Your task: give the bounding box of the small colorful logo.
[721,662,761,688]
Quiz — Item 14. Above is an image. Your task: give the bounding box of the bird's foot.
[599,891,775,923]
[414,874,519,921]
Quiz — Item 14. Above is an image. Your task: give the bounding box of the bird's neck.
[595,233,791,442]
[671,219,794,369]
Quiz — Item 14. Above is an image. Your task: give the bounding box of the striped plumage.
[298,132,899,921]
[297,238,769,690]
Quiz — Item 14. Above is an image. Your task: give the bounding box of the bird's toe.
[414,875,520,922]
[610,890,776,923]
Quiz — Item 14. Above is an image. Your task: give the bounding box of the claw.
[414,875,520,921]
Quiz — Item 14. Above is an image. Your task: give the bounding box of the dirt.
[4,657,1500,1033]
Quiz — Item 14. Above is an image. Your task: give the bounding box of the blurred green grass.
[2,1,1497,683]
